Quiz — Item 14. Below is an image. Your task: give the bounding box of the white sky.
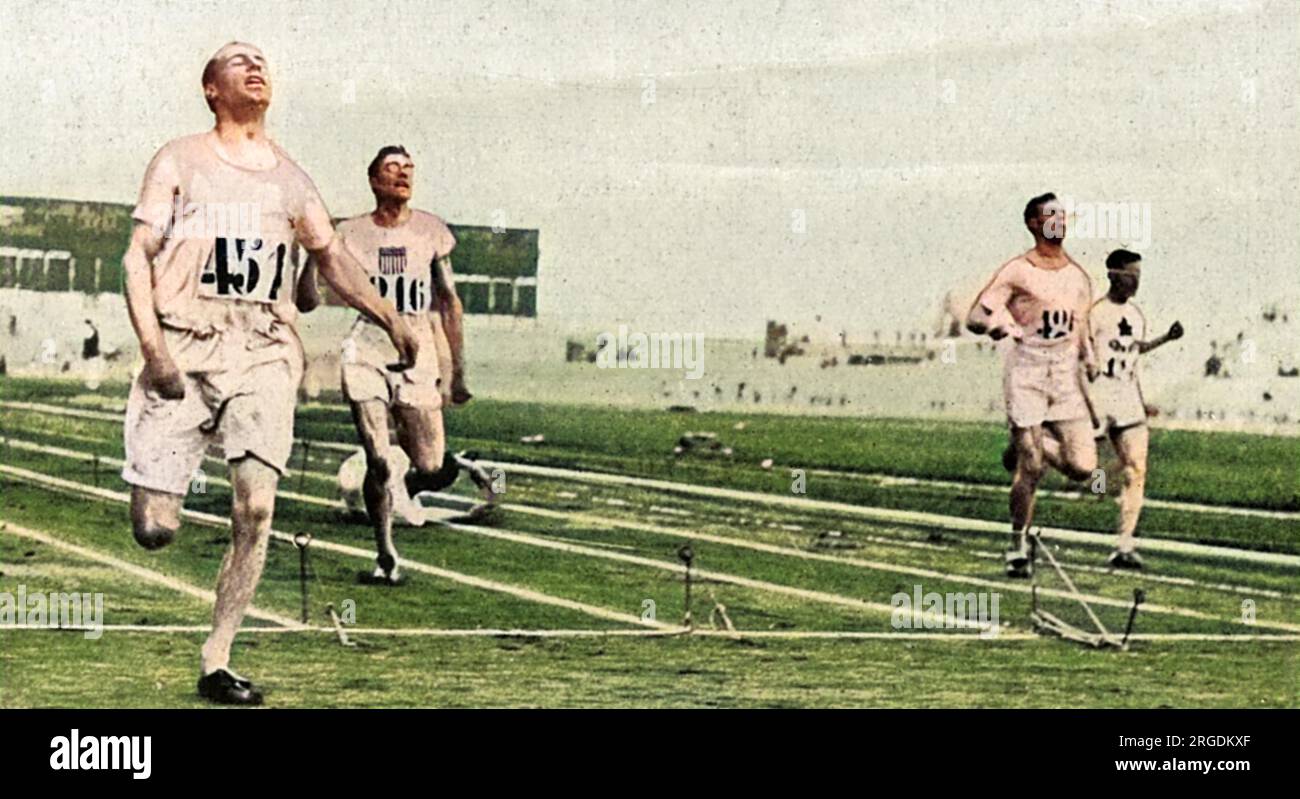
[1,0,1295,339]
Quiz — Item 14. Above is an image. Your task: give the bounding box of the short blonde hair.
[201,41,258,112]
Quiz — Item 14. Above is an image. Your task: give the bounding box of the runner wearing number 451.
[966,192,1099,579]
[121,42,420,706]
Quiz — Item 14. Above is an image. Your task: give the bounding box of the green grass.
[5,374,1298,510]
[326,396,1300,511]
[0,375,1297,708]
[3,375,1297,553]
[4,631,1296,709]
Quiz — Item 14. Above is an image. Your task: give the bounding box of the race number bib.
[199,237,290,304]
[369,247,431,314]
[1035,309,1074,341]
[1103,335,1138,380]
[370,273,431,314]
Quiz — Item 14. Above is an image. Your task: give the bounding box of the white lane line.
[964,549,1298,601]
[7,434,1295,632]
[0,519,300,628]
[0,401,123,423]
[0,436,986,630]
[806,467,1300,521]
[0,400,359,455]
[429,494,1300,634]
[12,416,1296,571]
[515,482,1300,602]
[0,436,337,507]
[0,463,674,632]
[8,397,1295,524]
[483,460,1300,568]
[434,518,988,630]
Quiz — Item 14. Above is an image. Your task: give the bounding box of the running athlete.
[1089,249,1183,569]
[122,42,419,705]
[966,192,1098,578]
[307,145,496,586]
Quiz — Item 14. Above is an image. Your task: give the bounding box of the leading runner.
[122,42,419,704]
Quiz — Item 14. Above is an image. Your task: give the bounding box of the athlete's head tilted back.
[368,145,415,204]
[202,42,272,116]
[121,42,420,706]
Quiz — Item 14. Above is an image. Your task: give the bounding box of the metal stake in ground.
[678,544,694,629]
[1120,588,1146,649]
[293,532,313,624]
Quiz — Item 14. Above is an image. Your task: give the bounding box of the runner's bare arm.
[295,248,321,312]
[966,263,1022,340]
[123,222,185,399]
[433,254,470,403]
[311,235,418,369]
[1078,295,1099,379]
[1137,320,1183,354]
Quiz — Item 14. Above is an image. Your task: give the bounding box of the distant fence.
[0,247,112,294]
[454,274,539,317]
[0,244,539,317]
[0,196,541,317]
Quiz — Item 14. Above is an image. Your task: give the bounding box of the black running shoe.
[1004,548,1033,579]
[357,569,404,586]
[358,553,403,586]
[457,454,500,503]
[1106,550,1145,570]
[197,668,263,706]
[358,564,405,586]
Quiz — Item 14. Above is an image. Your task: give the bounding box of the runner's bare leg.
[1009,424,1045,546]
[1045,418,1098,482]
[351,399,398,574]
[200,456,279,674]
[1110,424,1149,553]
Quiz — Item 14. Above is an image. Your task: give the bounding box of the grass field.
[0,376,1297,708]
